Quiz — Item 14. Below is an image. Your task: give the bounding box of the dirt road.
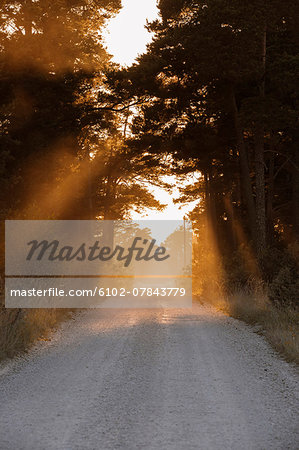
[0,303,298,449]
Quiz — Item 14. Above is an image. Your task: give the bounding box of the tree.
[105,0,299,262]
[0,0,121,217]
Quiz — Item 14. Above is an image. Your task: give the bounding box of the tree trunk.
[224,193,237,251]
[208,175,218,236]
[266,151,275,243]
[230,88,256,241]
[103,175,115,248]
[254,127,266,255]
[24,0,32,37]
[254,25,267,257]
[293,148,299,239]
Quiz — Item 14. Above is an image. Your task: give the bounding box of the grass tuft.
[202,285,299,365]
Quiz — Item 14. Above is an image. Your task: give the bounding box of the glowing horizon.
[104,0,159,66]
[131,176,199,221]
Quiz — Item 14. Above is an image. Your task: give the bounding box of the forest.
[0,0,298,361]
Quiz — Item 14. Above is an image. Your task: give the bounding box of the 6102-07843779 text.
[9,287,187,298]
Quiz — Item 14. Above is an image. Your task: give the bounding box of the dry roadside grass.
[224,292,298,365]
[0,277,73,361]
[200,286,299,365]
[0,307,73,361]
[0,306,71,361]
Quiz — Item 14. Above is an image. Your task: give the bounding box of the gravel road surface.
[0,302,298,449]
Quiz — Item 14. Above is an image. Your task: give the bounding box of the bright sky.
[131,176,199,222]
[104,1,198,220]
[104,0,159,66]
